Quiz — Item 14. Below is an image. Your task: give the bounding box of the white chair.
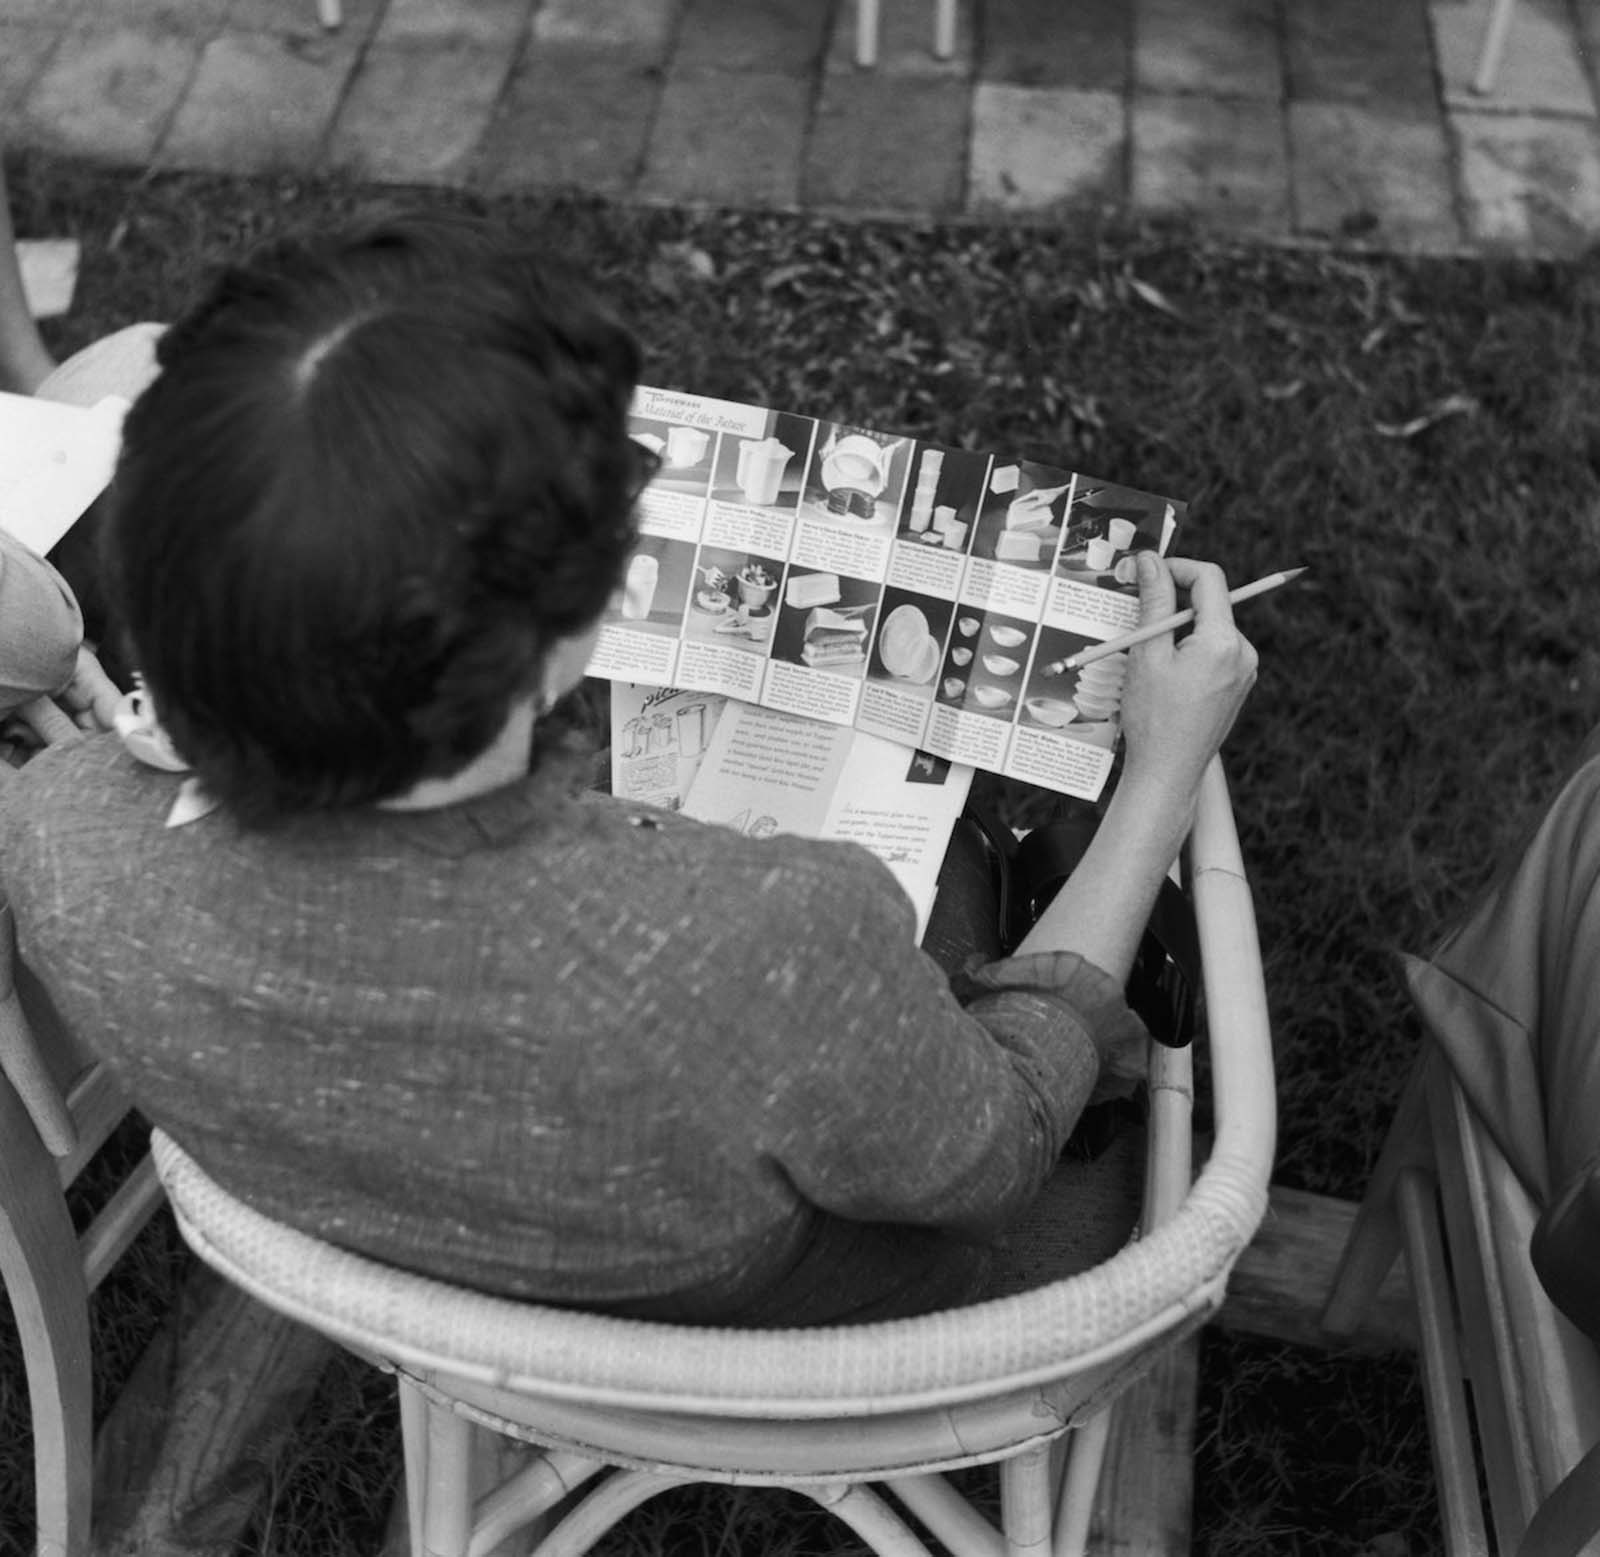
[856,0,959,67]
[0,727,167,1557]
[151,759,1274,1557]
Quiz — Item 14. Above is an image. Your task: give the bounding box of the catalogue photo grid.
[586,384,1185,801]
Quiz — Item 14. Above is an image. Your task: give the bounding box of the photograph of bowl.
[1068,720,1118,750]
[1025,697,1078,729]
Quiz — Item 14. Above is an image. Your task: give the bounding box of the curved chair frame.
[1,734,166,1557]
[153,758,1275,1557]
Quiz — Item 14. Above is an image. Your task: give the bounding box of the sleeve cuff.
[951,949,1150,1050]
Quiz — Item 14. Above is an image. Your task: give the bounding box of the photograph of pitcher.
[708,411,814,511]
[797,421,912,534]
[627,416,718,497]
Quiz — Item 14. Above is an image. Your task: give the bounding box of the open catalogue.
[609,681,973,942]
[588,384,1186,803]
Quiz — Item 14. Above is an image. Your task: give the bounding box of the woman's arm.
[1016,553,1258,981]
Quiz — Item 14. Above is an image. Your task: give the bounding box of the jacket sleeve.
[0,534,83,716]
[741,844,1146,1239]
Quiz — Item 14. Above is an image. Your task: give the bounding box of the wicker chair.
[150,758,1274,1557]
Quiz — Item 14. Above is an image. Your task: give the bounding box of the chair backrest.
[152,760,1273,1462]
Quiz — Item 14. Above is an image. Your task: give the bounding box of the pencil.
[1059,567,1306,671]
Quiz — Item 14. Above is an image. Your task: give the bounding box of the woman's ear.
[537,622,602,716]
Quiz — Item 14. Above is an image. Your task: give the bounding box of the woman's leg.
[919,803,1009,975]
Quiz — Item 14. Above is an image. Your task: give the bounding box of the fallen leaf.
[1374,392,1478,439]
[762,263,811,292]
[656,241,716,281]
[1126,272,1188,323]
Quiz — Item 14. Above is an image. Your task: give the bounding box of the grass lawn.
[4,146,1599,1556]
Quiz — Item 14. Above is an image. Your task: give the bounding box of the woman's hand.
[56,646,124,733]
[1117,553,1258,815]
[1014,553,1257,983]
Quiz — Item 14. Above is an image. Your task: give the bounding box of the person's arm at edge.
[0,534,84,718]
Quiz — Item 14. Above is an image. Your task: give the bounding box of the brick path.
[4,0,1600,253]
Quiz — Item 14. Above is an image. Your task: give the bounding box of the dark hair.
[107,210,642,824]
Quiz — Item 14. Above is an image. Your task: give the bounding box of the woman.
[0,212,1257,1325]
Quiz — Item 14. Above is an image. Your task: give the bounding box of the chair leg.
[808,1482,939,1557]
[1052,1411,1113,1557]
[933,0,958,58]
[1472,0,1518,94]
[885,1472,1006,1557]
[422,1399,476,1557]
[473,1450,608,1557]
[528,1469,695,1557]
[1426,1068,1543,1552]
[1394,1167,1493,1557]
[0,1076,94,1557]
[999,1445,1052,1557]
[856,0,880,67]
[397,1377,430,1557]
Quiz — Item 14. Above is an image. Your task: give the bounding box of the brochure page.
[608,683,973,939]
[609,682,728,813]
[681,700,973,941]
[0,392,128,555]
[586,384,1183,800]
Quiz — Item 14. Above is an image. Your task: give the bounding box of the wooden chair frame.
[151,758,1275,1557]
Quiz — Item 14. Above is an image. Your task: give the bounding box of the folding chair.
[151,758,1275,1557]
[1324,1050,1600,1555]
[1323,729,1600,1555]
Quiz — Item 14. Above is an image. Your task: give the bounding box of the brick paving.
[4,0,1600,253]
